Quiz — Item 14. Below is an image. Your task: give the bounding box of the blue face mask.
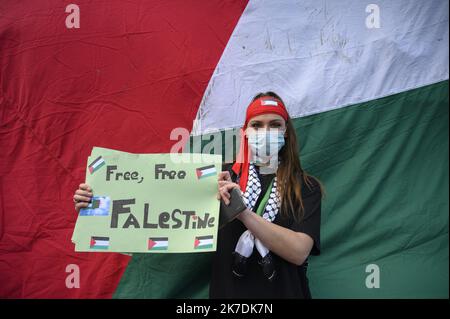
[247,130,285,165]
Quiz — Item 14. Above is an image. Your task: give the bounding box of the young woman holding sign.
[72,92,323,299]
[211,92,323,299]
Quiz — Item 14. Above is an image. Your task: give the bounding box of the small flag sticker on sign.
[79,196,110,216]
[90,236,109,250]
[196,165,216,179]
[194,235,214,249]
[88,156,105,174]
[148,237,169,251]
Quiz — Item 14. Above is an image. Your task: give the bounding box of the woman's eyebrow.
[249,120,283,126]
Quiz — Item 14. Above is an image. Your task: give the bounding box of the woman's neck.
[254,161,278,175]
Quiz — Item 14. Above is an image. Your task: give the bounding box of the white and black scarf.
[234,163,280,260]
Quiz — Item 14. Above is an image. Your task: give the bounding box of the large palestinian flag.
[0,0,447,298]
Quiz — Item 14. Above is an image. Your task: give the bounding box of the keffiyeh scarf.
[234,163,280,261]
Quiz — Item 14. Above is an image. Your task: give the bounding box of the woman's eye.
[270,124,282,129]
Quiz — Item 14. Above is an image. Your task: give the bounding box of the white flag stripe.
[94,240,109,246]
[198,239,213,246]
[192,0,449,135]
[261,100,278,106]
[152,241,168,247]
[200,167,216,175]
[91,158,105,169]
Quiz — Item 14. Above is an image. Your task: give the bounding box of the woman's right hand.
[217,171,241,205]
[73,183,93,213]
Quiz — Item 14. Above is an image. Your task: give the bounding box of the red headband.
[244,97,289,127]
[232,97,289,191]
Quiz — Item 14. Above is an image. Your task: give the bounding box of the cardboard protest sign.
[72,147,222,253]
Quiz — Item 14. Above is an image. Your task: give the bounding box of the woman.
[73,92,323,299]
[211,92,323,298]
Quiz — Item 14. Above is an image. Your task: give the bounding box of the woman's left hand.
[217,180,242,206]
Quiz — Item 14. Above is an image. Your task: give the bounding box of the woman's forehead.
[247,113,285,123]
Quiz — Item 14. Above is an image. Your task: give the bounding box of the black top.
[209,163,322,299]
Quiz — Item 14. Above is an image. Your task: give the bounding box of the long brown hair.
[251,92,325,222]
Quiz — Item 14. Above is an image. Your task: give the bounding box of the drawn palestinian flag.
[195,165,216,179]
[194,235,214,250]
[90,236,110,250]
[148,237,169,251]
[88,156,105,174]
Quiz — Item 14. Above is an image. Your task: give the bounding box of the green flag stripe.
[114,81,448,299]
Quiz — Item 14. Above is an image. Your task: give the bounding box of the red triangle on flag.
[194,238,200,247]
[90,238,96,247]
[148,239,156,250]
[0,0,248,299]
[195,169,202,178]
